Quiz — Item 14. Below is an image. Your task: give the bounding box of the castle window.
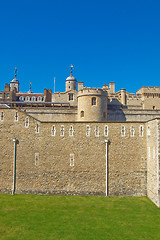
[51,125,56,136]
[1,112,4,121]
[20,96,24,101]
[139,125,144,137]
[121,126,125,137]
[25,117,29,128]
[0,93,2,98]
[15,112,18,121]
[35,153,39,166]
[69,94,73,101]
[130,126,135,137]
[70,154,74,167]
[38,97,42,101]
[80,111,84,118]
[26,96,30,101]
[95,126,99,137]
[147,126,150,136]
[7,93,10,99]
[104,125,108,137]
[60,125,64,136]
[91,97,96,105]
[32,97,36,101]
[86,125,90,137]
[153,106,155,110]
[35,124,39,133]
[69,126,74,136]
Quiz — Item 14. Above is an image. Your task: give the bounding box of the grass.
[0,194,160,240]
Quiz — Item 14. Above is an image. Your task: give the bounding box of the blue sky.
[0,0,160,94]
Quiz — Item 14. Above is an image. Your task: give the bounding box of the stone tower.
[10,68,19,92]
[65,65,77,91]
[77,87,108,121]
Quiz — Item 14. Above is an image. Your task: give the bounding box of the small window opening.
[86,125,90,137]
[104,125,108,137]
[80,111,84,117]
[92,97,96,105]
[139,125,144,137]
[25,117,29,128]
[95,126,99,137]
[35,124,39,133]
[69,94,73,101]
[130,126,135,137]
[1,112,4,121]
[15,112,18,121]
[70,154,74,167]
[121,126,125,137]
[51,125,56,136]
[153,106,155,110]
[60,125,64,136]
[35,153,39,166]
[69,126,74,136]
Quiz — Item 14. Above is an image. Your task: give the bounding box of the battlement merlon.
[102,82,115,94]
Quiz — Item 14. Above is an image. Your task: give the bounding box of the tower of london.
[0,66,160,207]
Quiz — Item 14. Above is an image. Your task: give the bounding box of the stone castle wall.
[146,119,160,206]
[0,108,147,197]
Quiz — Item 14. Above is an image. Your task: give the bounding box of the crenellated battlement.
[78,87,108,97]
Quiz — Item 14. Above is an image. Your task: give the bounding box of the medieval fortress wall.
[0,108,147,197]
[0,69,160,207]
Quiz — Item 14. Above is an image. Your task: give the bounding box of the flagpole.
[54,77,56,93]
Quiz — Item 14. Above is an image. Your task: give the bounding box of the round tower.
[65,65,77,91]
[77,88,108,122]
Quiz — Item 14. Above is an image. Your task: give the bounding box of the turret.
[120,89,126,105]
[65,65,77,91]
[10,67,19,92]
[77,87,108,122]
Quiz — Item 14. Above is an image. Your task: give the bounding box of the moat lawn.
[0,194,160,240]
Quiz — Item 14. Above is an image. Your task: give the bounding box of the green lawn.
[0,194,160,240]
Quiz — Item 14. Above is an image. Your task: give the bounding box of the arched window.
[80,111,84,117]
[1,112,4,121]
[26,96,30,101]
[20,96,24,101]
[95,126,99,137]
[86,125,90,137]
[130,126,135,137]
[121,126,125,137]
[91,97,96,105]
[60,125,65,136]
[15,112,18,121]
[69,126,74,136]
[32,97,36,101]
[25,117,29,128]
[51,125,56,136]
[35,124,39,133]
[38,96,42,101]
[104,125,108,137]
[139,125,144,137]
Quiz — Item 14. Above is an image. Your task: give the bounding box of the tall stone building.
[0,66,160,207]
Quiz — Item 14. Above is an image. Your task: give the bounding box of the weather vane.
[15,67,18,78]
[70,64,74,75]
